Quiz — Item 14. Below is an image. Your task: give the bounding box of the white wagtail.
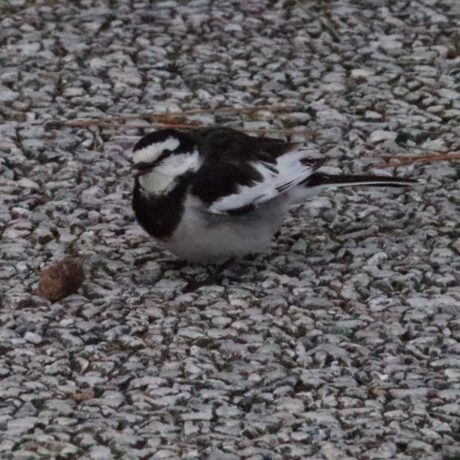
[132,127,415,268]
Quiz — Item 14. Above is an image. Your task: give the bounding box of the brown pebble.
[38,257,85,302]
[371,387,388,398]
[72,389,94,403]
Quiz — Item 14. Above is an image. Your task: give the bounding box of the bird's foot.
[184,258,235,292]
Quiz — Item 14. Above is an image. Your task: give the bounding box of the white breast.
[162,195,287,263]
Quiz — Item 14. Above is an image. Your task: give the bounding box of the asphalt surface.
[1,0,459,458]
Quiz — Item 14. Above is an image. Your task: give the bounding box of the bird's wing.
[190,136,324,215]
[190,127,300,162]
[207,152,324,214]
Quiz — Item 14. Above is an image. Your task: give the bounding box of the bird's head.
[132,129,200,195]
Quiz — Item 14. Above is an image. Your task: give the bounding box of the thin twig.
[375,153,460,168]
[99,124,315,136]
[180,104,296,115]
[46,104,297,129]
[48,120,201,130]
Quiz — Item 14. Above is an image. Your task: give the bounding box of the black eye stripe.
[133,147,180,171]
[154,149,172,164]
[135,162,153,171]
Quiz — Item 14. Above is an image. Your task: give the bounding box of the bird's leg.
[162,259,189,271]
[185,258,236,292]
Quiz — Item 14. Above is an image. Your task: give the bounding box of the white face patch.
[138,150,201,196]
[155,150,201,176]
[139,170,176,196]
[133,137,180,165]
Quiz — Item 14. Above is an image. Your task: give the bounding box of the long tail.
[290,172,416,203]
[306,173,416,189]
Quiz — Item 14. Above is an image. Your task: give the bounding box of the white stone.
[24,332,42,344]
[370,130,397,143]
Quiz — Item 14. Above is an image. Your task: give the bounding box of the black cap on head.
[133,129,196,154]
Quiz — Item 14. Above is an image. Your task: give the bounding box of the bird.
[131,127,415,273]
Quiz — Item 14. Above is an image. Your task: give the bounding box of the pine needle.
[46,104,297,130]
[375,153,460,168]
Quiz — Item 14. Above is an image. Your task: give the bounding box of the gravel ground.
[1,0,460,458]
